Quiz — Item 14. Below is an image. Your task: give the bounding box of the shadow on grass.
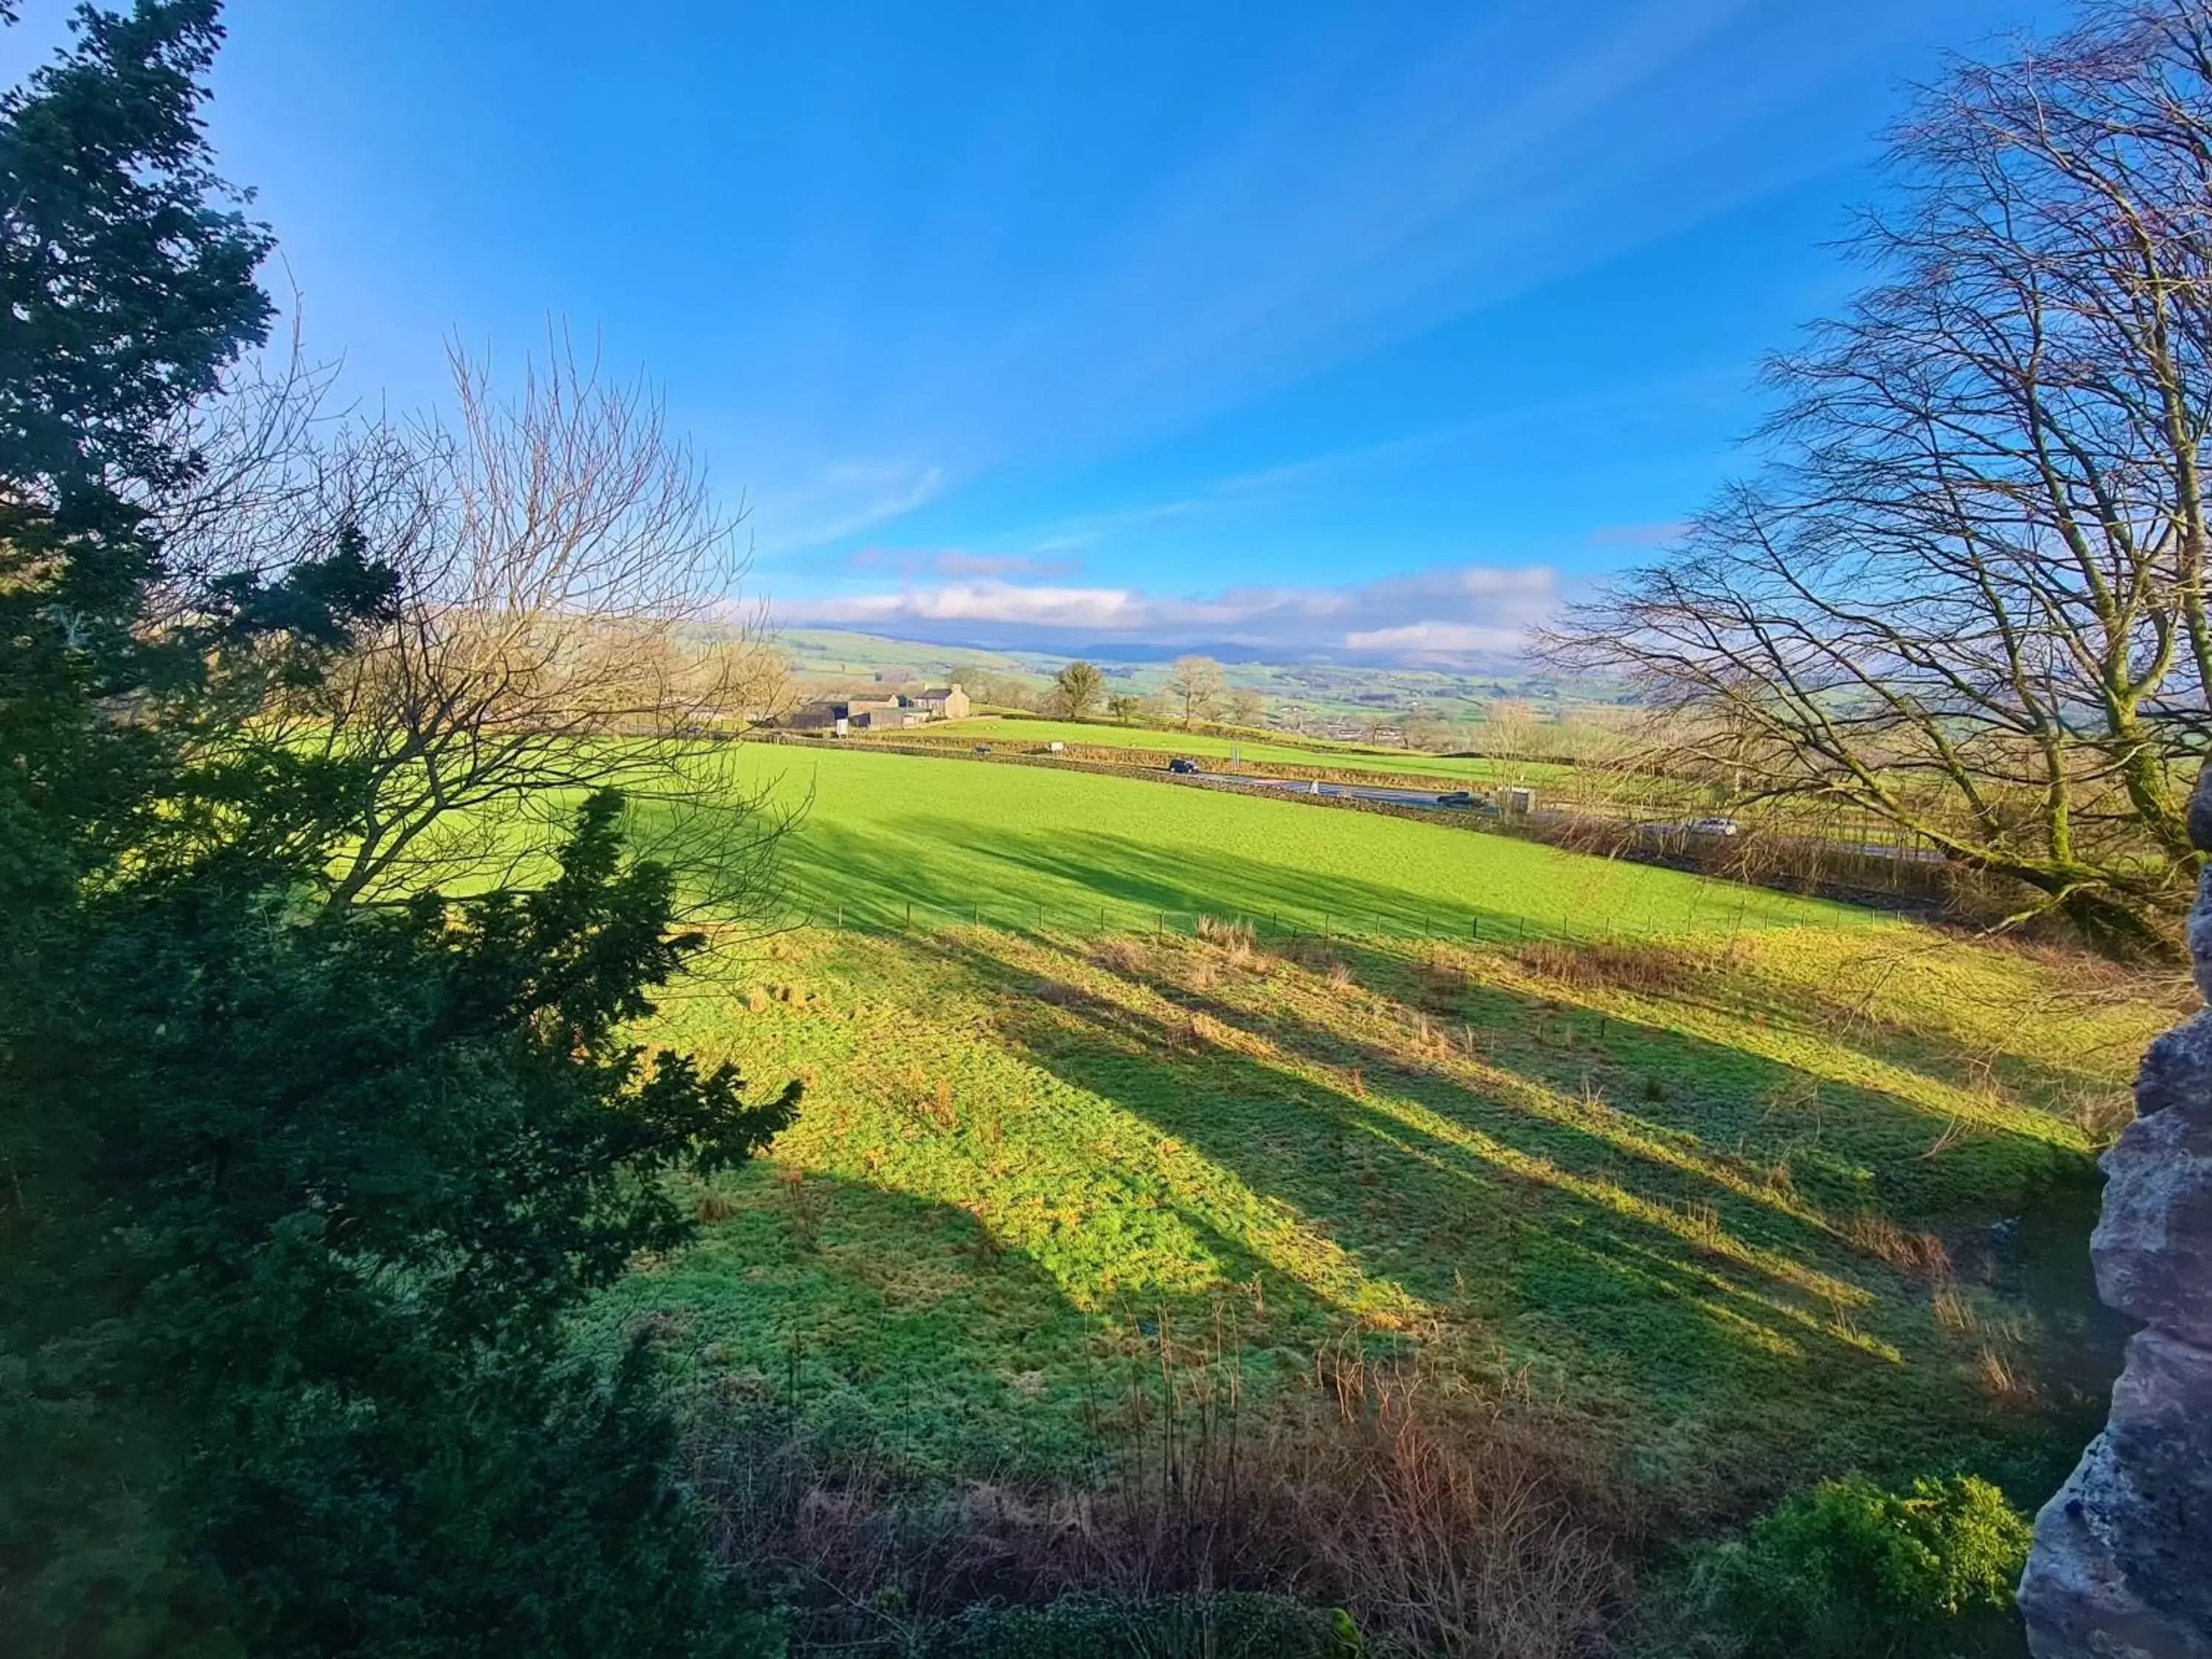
[647,814,2127,1511]
[888,918,2118,1511]
[773,815,1832,942]
[588,1158,1340,1481]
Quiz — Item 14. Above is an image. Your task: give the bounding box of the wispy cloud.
[1587,520,1692,548]
[750,462,947,554]
[773,562,1554,663]
[847,546,1082,579]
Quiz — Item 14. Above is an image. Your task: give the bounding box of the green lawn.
[861,715,1571,785]
[736,743,1838,937]
[591,743,2165,1528]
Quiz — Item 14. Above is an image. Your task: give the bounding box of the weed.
[697,1318,1632,1659]
[1933,1284,1975,1334]
[694,1187,743,1223]
[779,1165,822,1251]
[1092,938,1147,976]
[1973,1346,2034,1407]
[1843,1211,1952,1280]
[1197,915,1258,967]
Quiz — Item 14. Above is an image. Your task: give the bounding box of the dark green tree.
[1052,659,1106,718]
[0,7,795,1654]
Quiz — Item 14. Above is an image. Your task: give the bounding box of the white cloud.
[749,461,946,554]
[771,562,1555,663]
[1344,622,1526,654]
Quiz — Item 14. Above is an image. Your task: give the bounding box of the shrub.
[931,1591,1354,1658]
[1694,1474,2031,1658]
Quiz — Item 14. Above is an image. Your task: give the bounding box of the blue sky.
[30,1,2065,659]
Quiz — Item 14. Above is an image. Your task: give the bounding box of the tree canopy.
[1545,0,2212,953]
[1164,655,1225,728]
[1052,658,1106,717]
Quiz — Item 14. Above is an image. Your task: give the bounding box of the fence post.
[905,900,912,930]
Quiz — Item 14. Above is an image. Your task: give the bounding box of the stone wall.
[2017,779,2212,1658]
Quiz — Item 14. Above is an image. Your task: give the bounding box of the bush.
[1694,1474,2031,1658]
[930,1592,1355,1659]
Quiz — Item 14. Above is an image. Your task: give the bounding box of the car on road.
[1167,757,1200,774]
[1438,790,1478,808]
[1685,815,1742,837]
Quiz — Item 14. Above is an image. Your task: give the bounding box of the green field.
[860,715,1569,785]
[592,745,2163,1524]
[742,743,1824,933]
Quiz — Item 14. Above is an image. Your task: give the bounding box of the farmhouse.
[786,681,971,733]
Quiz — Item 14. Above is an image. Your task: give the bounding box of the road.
[1181,769,1488,811]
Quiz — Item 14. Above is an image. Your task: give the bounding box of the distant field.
[860,715,1573,785]
[736,744,1831,936]
[592,743,2162,1512]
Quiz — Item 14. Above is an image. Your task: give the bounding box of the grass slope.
[590,744,2167,1530]
[739,745,1831,936]
[871,716,1569,784]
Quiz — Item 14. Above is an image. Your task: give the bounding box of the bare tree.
[265,338,783,913]
[1225,685,1267,728]
[1545,0,2212,954]
[1163,655,1225,728]
[1106,693,1144,724]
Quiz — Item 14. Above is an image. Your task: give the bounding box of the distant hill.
[768,627,1632,733]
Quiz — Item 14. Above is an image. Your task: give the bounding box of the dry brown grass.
[1972,1345,2036,1408]
[1023,975,1090,1007]
[1840,1210,1952,1281]
[1197,914,1258,967]
[1932,1284,1975,1334]
[1091,937,1149,976]
[693,1186,743,1223]
[695,1321,1635,1658]
[778,1164,824,1251]
[1510,936,1745,998]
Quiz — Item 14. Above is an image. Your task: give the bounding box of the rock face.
[2018,793,2212,1658]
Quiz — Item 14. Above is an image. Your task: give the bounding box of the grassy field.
[861,715,1570,785]
[591,743,2168,1540]
[737,744,1833,936]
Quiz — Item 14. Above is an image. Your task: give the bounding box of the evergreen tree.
[1052,659,1106,718]
[0,8,794,1653]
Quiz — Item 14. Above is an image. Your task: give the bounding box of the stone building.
[785,682,970,734]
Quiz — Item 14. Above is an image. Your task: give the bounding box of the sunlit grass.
[586,744,2173,1514]
[870,715,1571,783]
[714,743,1865,939]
